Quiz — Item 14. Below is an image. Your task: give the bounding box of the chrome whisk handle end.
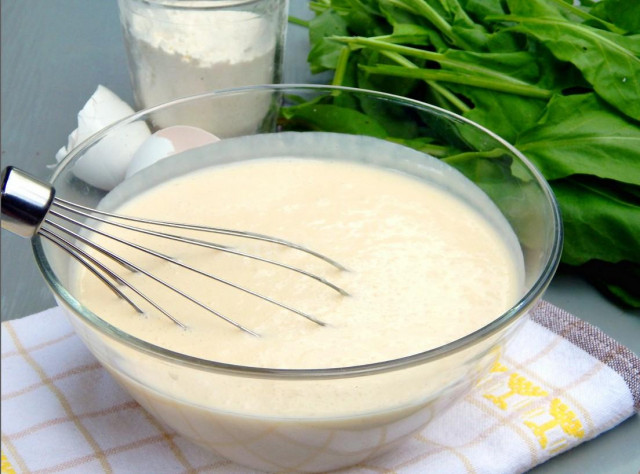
[1,166,55,238]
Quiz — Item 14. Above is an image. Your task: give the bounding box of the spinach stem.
[335,36,532,86]
[488,15,638,62]
[543,0,626,34]
[380,51,470,113]
[446,0,480,30]
[390,0,454,41]
[390,0,476,49]
[443,148,507,165]
[361,64,552,99]
[309,1,348,15]
[387,139,451,157]
[332,46,351,87]
[288,16,309,28]
[427,81,470,113]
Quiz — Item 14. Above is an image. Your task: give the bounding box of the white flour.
[122,7,278,135]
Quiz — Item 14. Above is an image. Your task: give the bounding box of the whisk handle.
[1,166,55,238]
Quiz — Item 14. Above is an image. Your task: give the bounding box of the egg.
[125,126,220,178]
[55,85,151,190]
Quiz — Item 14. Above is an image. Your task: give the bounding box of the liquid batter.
[74,133,524,370]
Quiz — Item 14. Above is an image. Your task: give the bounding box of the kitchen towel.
[1,301,638,474]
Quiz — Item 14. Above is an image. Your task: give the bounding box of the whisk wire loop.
[54,198,348,271]
[52,200,349,296]
[40,227,146,314]
[1,167,348,336]
[47,213,328,330]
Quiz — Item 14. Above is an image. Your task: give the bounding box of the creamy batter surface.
[75,147,523,369]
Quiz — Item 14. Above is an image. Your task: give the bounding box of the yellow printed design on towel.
[1,452,16,474]
[523,399,585,451]
[484,372,548,410]
[491,360,508,374]
[480,362,585,452]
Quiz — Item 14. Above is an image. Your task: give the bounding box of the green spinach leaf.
[308,10,350,72]
[593,0,640,33]
[281,102,388,137]
[551,176,640,266]
[516,93,640,185]
[497,15,640,119]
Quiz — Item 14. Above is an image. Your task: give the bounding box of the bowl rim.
[33,83,563,380]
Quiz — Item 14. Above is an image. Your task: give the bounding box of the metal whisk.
[1,166,348,336]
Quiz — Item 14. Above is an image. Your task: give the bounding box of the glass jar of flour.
[118,0,289,137]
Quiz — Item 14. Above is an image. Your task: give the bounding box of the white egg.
[56,85,151,190]
[125,125,220,178]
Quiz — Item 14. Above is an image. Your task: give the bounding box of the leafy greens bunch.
[292,0,640,307]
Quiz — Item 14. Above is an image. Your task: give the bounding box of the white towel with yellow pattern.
[1,301,638,473]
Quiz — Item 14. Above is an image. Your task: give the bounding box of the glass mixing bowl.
[35,85,562,472]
